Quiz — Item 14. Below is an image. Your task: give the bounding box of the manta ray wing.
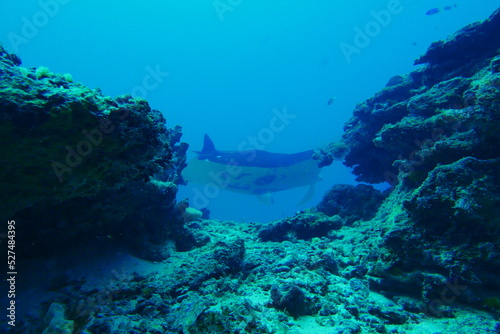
[183,135,322,198]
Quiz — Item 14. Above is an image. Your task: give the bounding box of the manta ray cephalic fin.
[297,183,316,206]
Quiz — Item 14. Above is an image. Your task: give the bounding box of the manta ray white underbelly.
[183,134,322,198]
[183,158,321,195]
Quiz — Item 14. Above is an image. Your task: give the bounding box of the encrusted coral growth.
[317,184,386,224]
[0,43,192,260]
[404,157,500,233]
[315,9,500,186]
[312,8,500,324]
[1,45,171,218]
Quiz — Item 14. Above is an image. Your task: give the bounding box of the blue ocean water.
[1,0,498,223]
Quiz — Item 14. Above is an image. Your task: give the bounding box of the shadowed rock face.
[404,157,500,236]
[0,44,193,260]
[317,184,386,225]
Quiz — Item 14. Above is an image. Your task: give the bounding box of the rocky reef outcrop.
[315,9,500,185]
[308,6,500,323]
[0,44,193,260]
[317,184,386,224]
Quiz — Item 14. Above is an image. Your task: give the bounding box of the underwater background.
[1,0,497,223]
[1,1,500,333]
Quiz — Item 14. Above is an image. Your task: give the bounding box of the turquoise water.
[1,0,498,223]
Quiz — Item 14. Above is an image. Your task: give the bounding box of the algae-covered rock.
[0,45,172,218]
[312,8,500,324]
[414,8,500,76]
[317,184,386,224]
[0,43,191,259]
[406,77,472,116]
[404,157,500,233]
[316,9,500,185]
[258,211,343,242]
[42,303,74,334]
[270,284,308,317]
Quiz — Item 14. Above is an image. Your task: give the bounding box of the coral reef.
[315,9,500,185]
[317,184,386,224]
[22,218,499,333]
[4,8,500,334]
[0,44,192,260]
[308,7,500,330]
[259,211,343,242]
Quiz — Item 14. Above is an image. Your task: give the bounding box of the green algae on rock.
[315,9,500,186]
[281,8,500,331]
[0,43,192,260]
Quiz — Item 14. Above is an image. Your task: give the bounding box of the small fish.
[426,4,457,16]
[426,8,440,15]
[327,97,337,105]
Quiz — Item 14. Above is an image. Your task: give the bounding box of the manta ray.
[183,134,322,203]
